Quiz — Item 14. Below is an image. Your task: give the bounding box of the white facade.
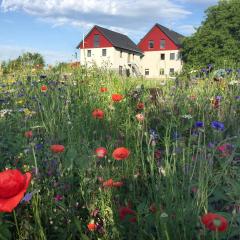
[80,47,142,76]
[140,50,183,79]
[80,47,182,79]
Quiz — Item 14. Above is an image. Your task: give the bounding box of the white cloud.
[1,0,192,33]
[176,0,218,4]
[0,44,73,64]
[176,24,198,35]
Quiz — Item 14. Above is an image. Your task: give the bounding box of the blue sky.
[0,0,218,64]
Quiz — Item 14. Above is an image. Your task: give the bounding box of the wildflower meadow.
[1,66,240,240]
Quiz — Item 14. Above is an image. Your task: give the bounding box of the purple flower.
[235,96,240,100]
[195,121,204,128]
[211,121,224,131]
[207,64,213,70]
[215,96,222,101]
[54,194,63,202]
[208,142,215,148]
[21,190,38,203]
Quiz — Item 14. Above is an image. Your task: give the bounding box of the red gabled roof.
[76,25,143,55]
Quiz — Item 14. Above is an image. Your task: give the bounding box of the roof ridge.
[95,25,129,38]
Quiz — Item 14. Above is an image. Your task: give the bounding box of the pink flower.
[217,144,233,157]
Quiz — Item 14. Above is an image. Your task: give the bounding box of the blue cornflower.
[173,131,181,140]
[226,68,232,74]
[211,121,224,131]
[35,143,43,150]
[195,121,204,128]
[149,129,159,140]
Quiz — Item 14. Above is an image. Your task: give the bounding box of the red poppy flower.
[137,102,144,110]
[119,207,136,223]
[102,179,124,188]
[41,85,48,92]
[95,147,108,158]
[201,213,228,232]
[100,87,108,93]
[50,144,65,153]
[154,149,161,159]
[92,109,104,119]
[0,169,31,212]
[112,94,123,102]
[189,95,197,101]
[112,147,130,160]
[149,203,157,213]
[103,179,114,187]
[87,222,97,231]
[112,181,124,187]
[24,130,33,138]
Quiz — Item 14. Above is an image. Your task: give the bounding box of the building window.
[94,34,100,47]
[161,54,165,60]
[170,53,175,60]
[160,68,164,75]
[87,50,91,57]
[160,39,166,49]
[170,68,175,75]
[119,66,123,76]
[120,51,123,58]
[145,69,149,76]
[102,49,107,56]
[148,40,154,49]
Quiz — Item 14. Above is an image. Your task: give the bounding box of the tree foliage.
[182,0,240,68]
[1,52,45,74]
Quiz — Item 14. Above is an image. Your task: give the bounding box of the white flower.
[181,114,192,119]
[0,109,12,118]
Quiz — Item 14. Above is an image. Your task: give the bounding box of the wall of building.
[139,50,183,78]
[80,47,115,68]
[80,47,142,75]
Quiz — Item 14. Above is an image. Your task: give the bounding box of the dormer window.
[160,39,166,49]
[94,34,100,47]
[148,40,154,49]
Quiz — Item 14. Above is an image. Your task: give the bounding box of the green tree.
[182,0,240,67]
[1,52,45,74]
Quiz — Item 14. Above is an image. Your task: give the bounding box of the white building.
[76,24,184,78]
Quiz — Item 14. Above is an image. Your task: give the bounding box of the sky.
[0,0,218,64]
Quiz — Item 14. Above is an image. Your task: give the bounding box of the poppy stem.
[31,144,38,175]
[13,210,20,238]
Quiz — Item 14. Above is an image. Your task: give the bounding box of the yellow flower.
[16,99,25,105]
[7,79,16,84]
[23,108,36,117]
